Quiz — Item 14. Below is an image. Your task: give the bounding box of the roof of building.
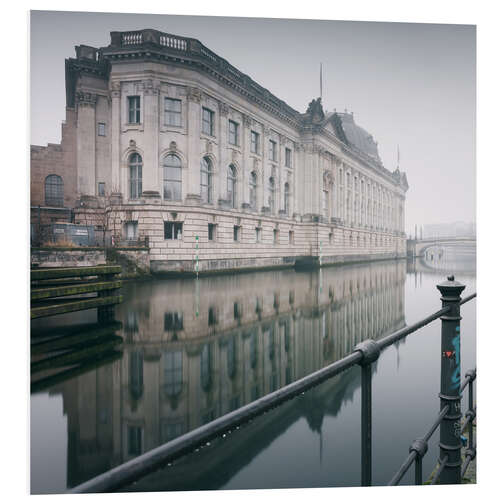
[330,112,380,161]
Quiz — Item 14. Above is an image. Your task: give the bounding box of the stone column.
[110,81,121,195]
[76,91,97,197]
[142,79,161,198]
[242,114,251,207]
[217,101,229,205]
[185,86,203,205]
[261,126,270,212]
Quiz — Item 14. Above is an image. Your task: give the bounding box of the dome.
[329,112,380,160]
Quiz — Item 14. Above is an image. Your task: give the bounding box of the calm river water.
[30,251,476,493]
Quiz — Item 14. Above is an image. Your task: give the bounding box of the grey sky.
[30,10,476,233]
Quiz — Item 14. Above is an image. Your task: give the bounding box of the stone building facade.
[33,29,408,272]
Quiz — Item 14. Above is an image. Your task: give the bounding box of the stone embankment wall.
[31,247,150,279]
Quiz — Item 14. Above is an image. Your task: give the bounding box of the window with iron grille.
[128,96,141,124]
[44,175,64,207]
[202,107,214,136]
[164,98,182,126]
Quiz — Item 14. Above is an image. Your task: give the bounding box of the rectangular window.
[164,312,184,331]
[128,426,142,456]
[250,131,260,154]
[289,230,294,244]
[208,223,216,241]
[255,227,262,243]
[273,229,279,244]
[125,221,138,240]
[233,225,240,242]
[208,306,217,326]
[164,98,182,126]
[269,140,277,162]
[164,221,183,240]
[228,120,239,146]
[329,232,333,244]
[128,96,141,124]
[285,147,292,168]
[202,107,214,136]
[98,182,105,197]
[98,122,106,136]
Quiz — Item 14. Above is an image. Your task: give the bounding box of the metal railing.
[70,276,476,493]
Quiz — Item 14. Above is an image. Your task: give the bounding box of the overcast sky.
[30,10,476,233]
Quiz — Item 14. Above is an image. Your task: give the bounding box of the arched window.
[200,157,213,204]
[163,154,182,201]
[284,182,290,215]
[44,175,63,207]
[268,177,275,213]
[129,153,143,199]
[227,164,237,208]
[249,171,257,209]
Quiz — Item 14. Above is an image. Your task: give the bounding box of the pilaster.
[76,91,97,197]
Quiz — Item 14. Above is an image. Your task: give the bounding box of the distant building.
[423,221,476,239]
[30,29,409,272]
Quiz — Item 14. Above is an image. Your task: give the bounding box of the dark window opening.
[164,222,183,240]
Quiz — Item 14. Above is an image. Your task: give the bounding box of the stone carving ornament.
[187,86,202,103]
[76,91,97,107]
[218,101,229,116]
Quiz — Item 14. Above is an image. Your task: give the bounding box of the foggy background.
[30,11,476,235]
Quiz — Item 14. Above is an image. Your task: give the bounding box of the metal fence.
[70,275,476,493]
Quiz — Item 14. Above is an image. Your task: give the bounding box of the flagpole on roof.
[320,63,323,101]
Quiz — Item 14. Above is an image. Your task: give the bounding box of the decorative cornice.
[76,91,97,108]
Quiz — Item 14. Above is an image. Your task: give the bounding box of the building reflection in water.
[50,260,407,490]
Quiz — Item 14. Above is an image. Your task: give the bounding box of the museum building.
[30,29,409,273]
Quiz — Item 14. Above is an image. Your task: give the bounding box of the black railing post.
[436,275,465,484]
[409,438,427,485]
[466,369,476,453]
[354,339,381,486]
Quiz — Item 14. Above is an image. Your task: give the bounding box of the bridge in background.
[407,236,476,259]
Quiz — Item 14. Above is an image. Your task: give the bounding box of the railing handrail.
[70,296,469,493]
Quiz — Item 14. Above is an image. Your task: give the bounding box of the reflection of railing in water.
[31,321,123,393]
[70,276,476,492]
